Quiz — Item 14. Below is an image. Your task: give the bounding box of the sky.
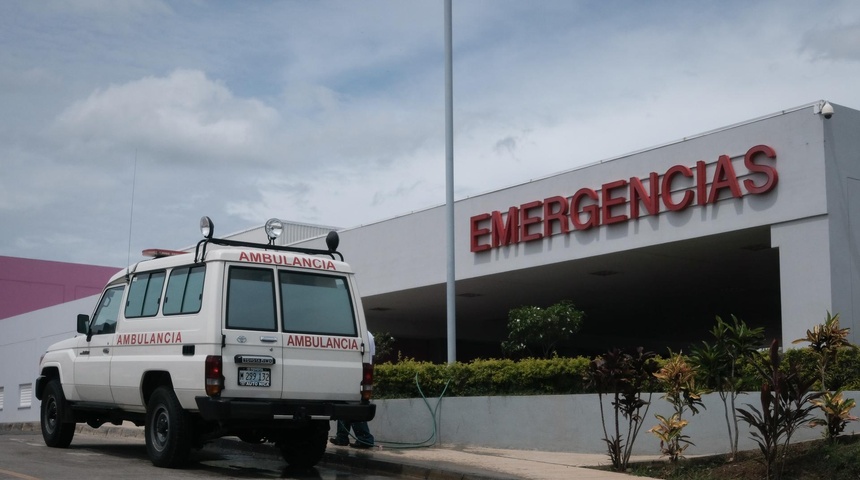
[2,1,860,267]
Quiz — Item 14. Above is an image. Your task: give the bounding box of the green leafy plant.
[649,353,705,462]
[372,331,396,363]
[809,390,858,441]
[501,300,584,358]
[649,413,692,462]
[791,311,853,390]
[791,311,858,443]
[689,314,764,460]
[587,347,658,471]
[736,339,820,480]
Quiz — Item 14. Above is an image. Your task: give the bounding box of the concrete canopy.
[294,102,859,362]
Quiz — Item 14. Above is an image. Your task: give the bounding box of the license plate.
[238,367,271,387]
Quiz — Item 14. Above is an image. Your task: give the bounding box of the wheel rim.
[151,405,170,451]
[45,397,58,433]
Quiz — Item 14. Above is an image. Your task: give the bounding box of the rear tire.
[145,386,192,468]
[278,421,329,468]
[40,379,75,448]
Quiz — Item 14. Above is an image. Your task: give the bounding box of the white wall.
[0,296,98,423]
[822,103,860,341]
[772,217,833,348]
[369,392,858,455]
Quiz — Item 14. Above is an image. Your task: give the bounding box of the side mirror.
[77,314,90,335]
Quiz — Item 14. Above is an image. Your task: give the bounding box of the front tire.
[145,386,192,468]
[40,379,75,448]
[278,421,329,468]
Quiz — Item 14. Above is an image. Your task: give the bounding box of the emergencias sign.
[470,144,777,252]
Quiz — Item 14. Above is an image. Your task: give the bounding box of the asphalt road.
[0,431,396,480]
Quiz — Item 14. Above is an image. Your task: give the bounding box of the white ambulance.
[35,217,376,468]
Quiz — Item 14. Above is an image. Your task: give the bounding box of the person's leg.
[331,420,350,445]
[349,421,374,447]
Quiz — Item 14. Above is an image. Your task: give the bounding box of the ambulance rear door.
[220,265,285,399]
[278,269,365,402]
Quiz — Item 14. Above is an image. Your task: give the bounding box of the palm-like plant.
[736,340,820,480]
[587,347,658,471]
[689,315,764,460]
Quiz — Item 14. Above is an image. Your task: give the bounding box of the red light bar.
[142,248,188,258]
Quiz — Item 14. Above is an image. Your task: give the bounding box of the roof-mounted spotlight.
[265,218,284,244]
[200,216,214,239]
[325,231,340,252]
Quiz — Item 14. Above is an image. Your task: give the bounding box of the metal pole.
[444,0,456,364]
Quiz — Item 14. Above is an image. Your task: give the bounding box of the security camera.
[821,101,834,119]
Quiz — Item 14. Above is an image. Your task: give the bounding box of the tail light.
[205,355,223,396]
[360,362,373,402]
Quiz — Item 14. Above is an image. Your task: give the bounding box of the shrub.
[373,356,591,399]
[501,300,585,358]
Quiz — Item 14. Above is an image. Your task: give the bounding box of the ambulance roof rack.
[194,216,343,263]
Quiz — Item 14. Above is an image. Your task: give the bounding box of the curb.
[0,422,40,433]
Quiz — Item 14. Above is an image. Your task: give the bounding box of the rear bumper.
[195,396,376,423]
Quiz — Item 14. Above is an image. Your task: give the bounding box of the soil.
[620,435,860,479]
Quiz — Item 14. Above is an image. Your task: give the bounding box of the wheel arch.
[140,371,173,406]
[35,366,61,400]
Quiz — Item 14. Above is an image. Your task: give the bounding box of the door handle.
[103,348,110,354]
[260,336,278,343]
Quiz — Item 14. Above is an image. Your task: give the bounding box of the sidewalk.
[322,442,663,480]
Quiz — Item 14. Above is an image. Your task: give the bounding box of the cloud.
[802,22,860,62]
[51,69,281,166]
[494,136,518,157]
[4,0,860,268]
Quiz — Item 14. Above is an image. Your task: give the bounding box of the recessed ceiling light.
[589,270,620,276]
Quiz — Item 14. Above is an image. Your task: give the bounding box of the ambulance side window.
[163,266,205,315]
[280,271,357,336]
[90,286,125,335]
[226,267,276,331]
[125,271,166,318]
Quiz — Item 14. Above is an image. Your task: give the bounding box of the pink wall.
[0,256,121,320]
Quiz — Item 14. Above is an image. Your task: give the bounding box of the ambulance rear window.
[226,267,277,332]
[279,271,357,336]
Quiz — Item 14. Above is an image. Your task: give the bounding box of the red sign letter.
[470,213,491,252]
[707,155,743,204]
[543,196,570,237]
[629,172,660,219]
[520,201,543,242]
[601,179,628,226]
[571,188,599,230]
[662,165,694,211]
[492,207,520,247]
[743,144,778,194]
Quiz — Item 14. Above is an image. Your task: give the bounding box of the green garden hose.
[339,373,452,449]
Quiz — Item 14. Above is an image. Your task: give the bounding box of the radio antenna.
[126,150,138,276]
